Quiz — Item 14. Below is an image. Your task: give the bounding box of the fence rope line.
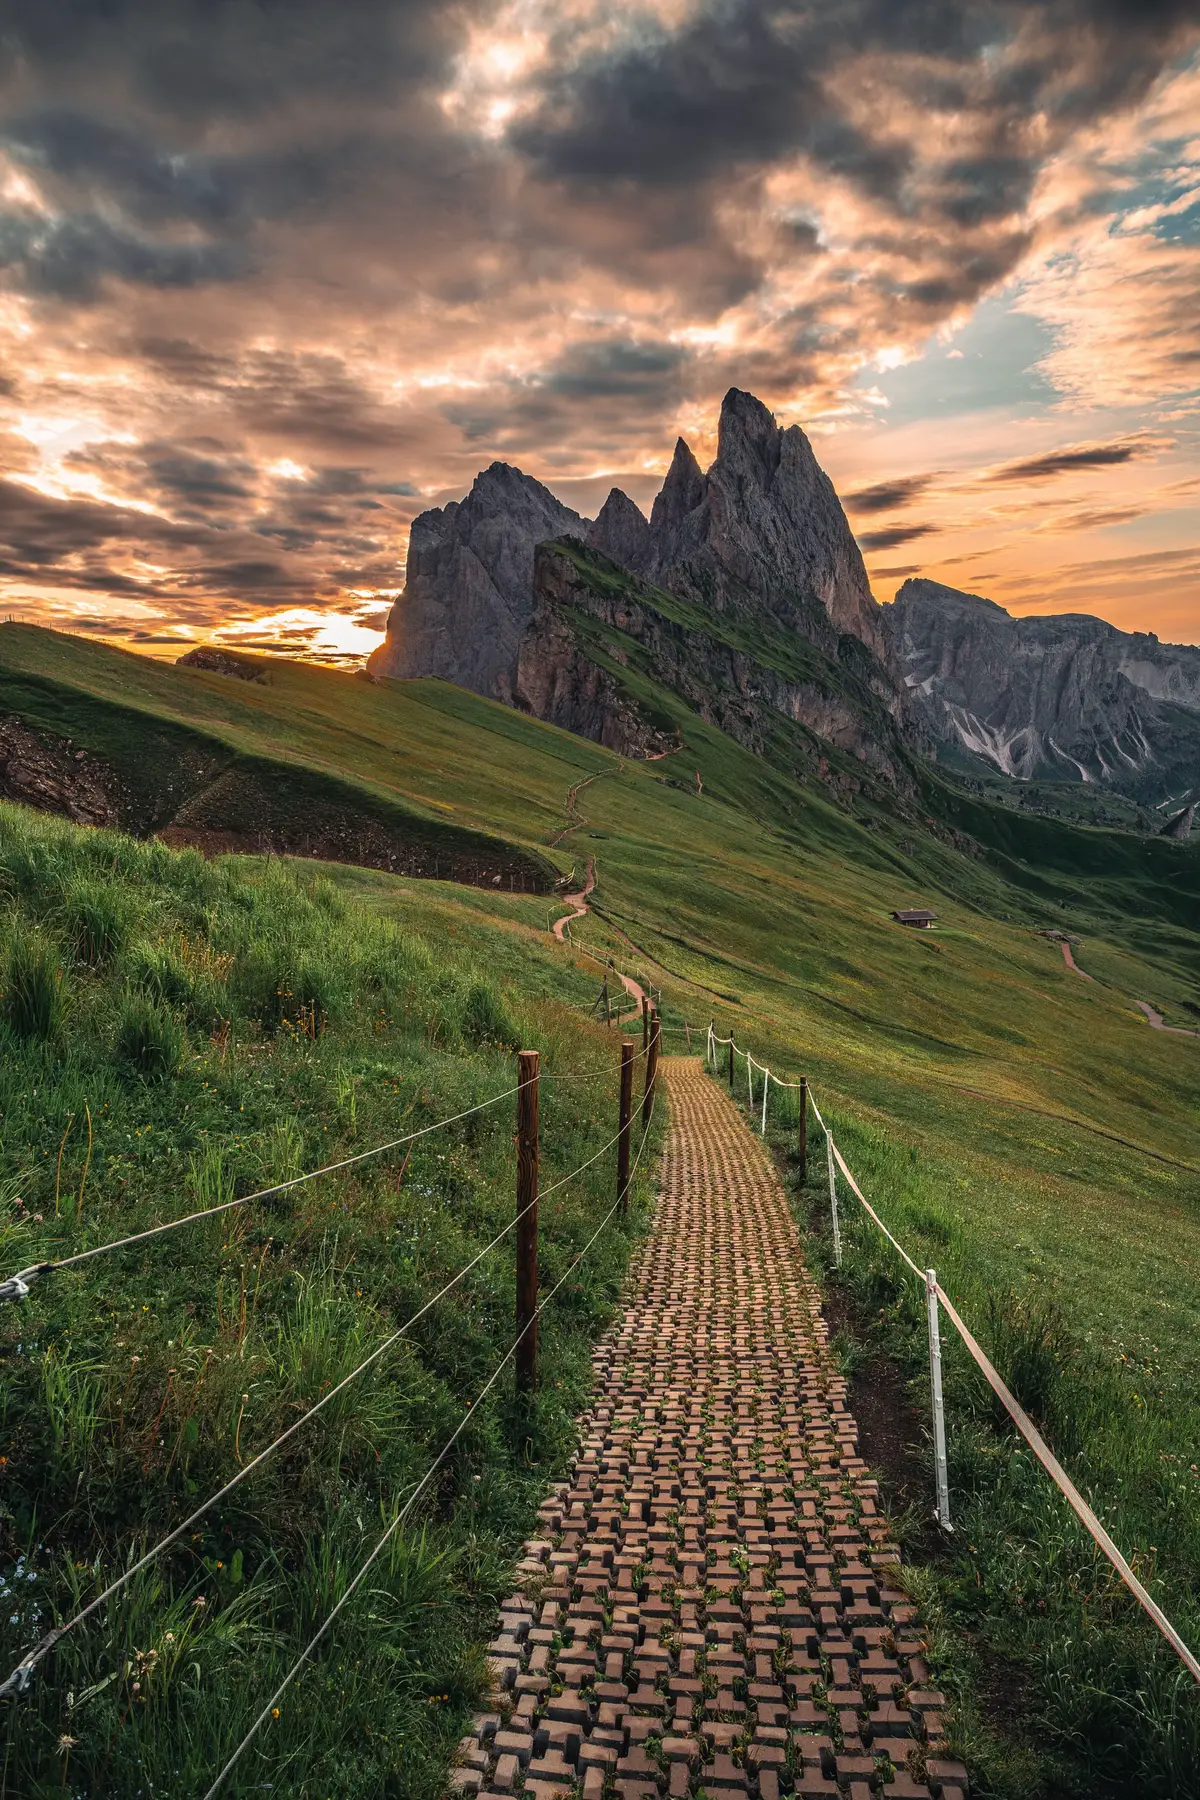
[0,1045,655,1306]
[201,1113,656,1800]
[0,1085,523,1306]
[0,1101,649,1701]
[828,1139,924,1282]
[700,1038,1200,1687]
[933,1283,1200,1683]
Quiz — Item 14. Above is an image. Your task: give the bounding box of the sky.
[0,0,1198,666]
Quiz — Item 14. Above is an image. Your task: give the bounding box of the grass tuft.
[2,924,66,1041]
[113,989,186,1079]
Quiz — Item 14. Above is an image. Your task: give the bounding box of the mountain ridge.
[889,576,1200,803]
[370,387,905,785]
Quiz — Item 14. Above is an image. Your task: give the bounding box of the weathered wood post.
[642,995,649,1052]
[642,1012,661,1131]
[618,1040,634,1215]
[515,1049,539,1392]
[798,1076,808,1182]
[728,1033,735,1090]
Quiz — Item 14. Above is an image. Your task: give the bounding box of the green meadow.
[2,622,1200,1795]
[0,804,661,1797]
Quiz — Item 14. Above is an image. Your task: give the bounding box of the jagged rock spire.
[587,487,654,575]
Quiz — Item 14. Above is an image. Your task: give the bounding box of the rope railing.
[202,1111,656,1799]
[0,1048,654,1308]
[0,1024,667,1709]
[0,1085,522,1306]
[0,1111,642,1700]
[0,1044,661,1701]
[700,1023,1200,1687]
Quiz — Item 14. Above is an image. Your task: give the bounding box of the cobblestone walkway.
[456,1060,967,1800]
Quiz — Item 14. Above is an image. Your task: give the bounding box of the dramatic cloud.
[857,522,939,550]
[987,440,1155,481]
[845,474,938,514]
[0,2,1196,652]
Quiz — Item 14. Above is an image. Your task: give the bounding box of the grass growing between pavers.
[0,804,662,1798]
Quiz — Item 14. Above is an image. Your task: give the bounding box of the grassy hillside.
[2,622,1200,1794]
[0,804,660,1797]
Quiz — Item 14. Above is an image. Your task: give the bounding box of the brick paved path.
[455,1060,967,1800]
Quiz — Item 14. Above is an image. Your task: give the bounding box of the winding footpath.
[455,1060,965,1800]
[1057,939,1198,1036]
[552,858,596,943]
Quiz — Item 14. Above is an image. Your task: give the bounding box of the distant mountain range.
[888,579,1200,810]
[367,389,1200,819]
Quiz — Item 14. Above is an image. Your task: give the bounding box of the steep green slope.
[2,621,1200,1793]
[0,804,658,1797]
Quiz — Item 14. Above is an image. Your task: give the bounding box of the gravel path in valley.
[454,1059,966,1800]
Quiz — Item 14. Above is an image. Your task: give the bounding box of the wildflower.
[272,1707,280,1720]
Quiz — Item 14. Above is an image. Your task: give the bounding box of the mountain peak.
[717,387,783,482]
[587,487,654,574]
[649,437,706,541]
[894,576,1008,616]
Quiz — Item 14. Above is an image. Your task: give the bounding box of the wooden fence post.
[642,995,649,1051]
[618,1040,634,1215]
[798,1076,808,1182]
[642,1013,661,1130]
[515,1049,539,1393]
[728,1033,735,1090]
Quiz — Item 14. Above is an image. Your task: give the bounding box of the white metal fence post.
[747,1054,754,1104]
[925,1268,952,1531]
[826,1131,841,1267]
[760,1068,769,1135]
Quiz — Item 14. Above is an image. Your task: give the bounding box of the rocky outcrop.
[586,487,654,576]
[0,717,121,826]
[1161,804,1195,839]
[518,541,910,786]
[369,462,584,699]
[513,587,678,759]
[649,390,890,668]
[177,647,266,683]
[888,577,1200,800]
[367,390,900,750]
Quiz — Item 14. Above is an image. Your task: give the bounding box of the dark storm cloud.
[542,338,689,400]
[857,521,938,549]
[845,473,939,514]
[0,209,245,299]
[0,0,464,118]
[987,439,1154,480]
[515,0,1200,315]
[0,476,191,563]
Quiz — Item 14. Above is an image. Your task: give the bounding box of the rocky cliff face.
[368,389,897,726]
[369,462,584,700]
[521,541,908,785]
[889,577,1200,800]
[649,389,888,665]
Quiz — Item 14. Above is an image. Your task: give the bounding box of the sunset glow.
[0,3,1197,662]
